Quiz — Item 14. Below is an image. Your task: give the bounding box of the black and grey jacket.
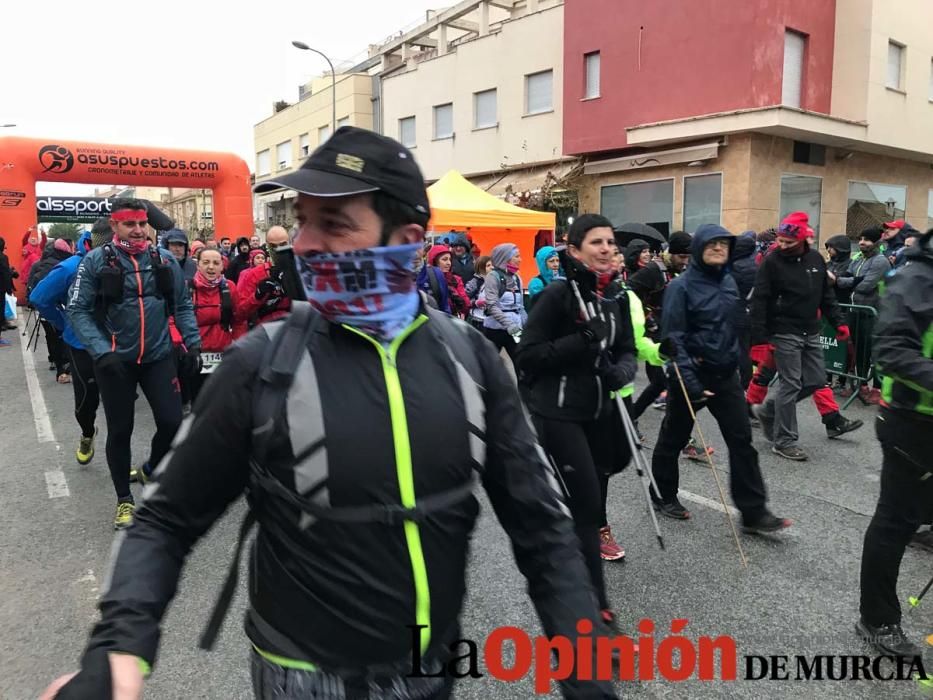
[75,303,615,699]
[518,266,637,423]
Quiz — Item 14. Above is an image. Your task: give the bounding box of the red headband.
[111,209,148,223]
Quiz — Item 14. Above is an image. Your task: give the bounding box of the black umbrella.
[614,222,665,251]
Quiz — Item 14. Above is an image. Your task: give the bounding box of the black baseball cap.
[253,126,430,217]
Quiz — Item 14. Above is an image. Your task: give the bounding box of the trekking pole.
[28,313,42,353]
[908,573,933,611]
[569,279,665,550]
[21,305,35,337]
[670,361,748,569]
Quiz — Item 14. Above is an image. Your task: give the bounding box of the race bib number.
[200,352,223,374]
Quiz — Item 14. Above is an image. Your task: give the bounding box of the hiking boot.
[652,393,667,411]
[76,428,96,465]
[909,529,933,553]
[129,461,151,485]
[826,415,864,439]
[600,609,619,632]
[682,438,713,462]
[113,499,135,530]
[742,511,792,534]
[855,619,922,657]
[858,386,881,405]
[634,421,646,446]
[653,498,691,520]
[599,526,626,561]
[772,444,808,461]
[755,406,774,442]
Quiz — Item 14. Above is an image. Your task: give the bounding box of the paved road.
[0,324,929,699]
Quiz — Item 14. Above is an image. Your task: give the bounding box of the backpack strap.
[199,302,318,651]
[219,278,233,332]
[426,266,443,306]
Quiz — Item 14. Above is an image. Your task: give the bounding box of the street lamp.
[292,41,336,135]
[1,124,15,128]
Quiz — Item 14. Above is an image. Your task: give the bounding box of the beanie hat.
[491,243,519,270]
[249,248,267,265]
[756,228,777,245]
[427,244,451,266]
[53,238,73,254]
[667,231,692,255]
[189,240,206,257]
[779,211,814,241]
[859,226,883,244]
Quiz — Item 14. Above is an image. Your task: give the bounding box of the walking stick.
[569,279,665,551]
[670,361,748,569]
[908,573,933,610]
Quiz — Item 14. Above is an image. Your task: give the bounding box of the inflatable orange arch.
[0,136,253,300]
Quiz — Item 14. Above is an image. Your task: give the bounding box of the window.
[846,180,906,239]
[584,51,601,99]
[887,41,904,90]
[275,141,291,171]
[433,103,453,139]
[782,30,805,108]
[780,175,823,242]
[599,179,674,236]
[256,150,270,177]
[792,141,825,166]
[525,69,553,115]
[299,133,310,157]
[473,89,497,129]
[318,125,331,143]
[337,116,350,129]
[399,116,416,147]
[683,173,722,233]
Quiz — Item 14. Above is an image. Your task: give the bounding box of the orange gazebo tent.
[427,170,554,285]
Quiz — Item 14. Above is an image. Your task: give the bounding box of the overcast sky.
[2,0,439,196]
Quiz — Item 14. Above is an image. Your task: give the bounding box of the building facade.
[253,73,376,227]
[160,188,214,237]
[564,0,933,240]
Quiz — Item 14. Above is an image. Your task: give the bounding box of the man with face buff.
[41,127,616,700]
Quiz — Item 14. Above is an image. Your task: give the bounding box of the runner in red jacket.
[236,226,292,326]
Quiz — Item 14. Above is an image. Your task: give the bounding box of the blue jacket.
[528,246,562,297]
[29,232,92,350]
[66,241,199,362]
[661,224,740,399]
[416,265,451,313]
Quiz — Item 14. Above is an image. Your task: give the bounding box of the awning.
[427,170,556,230]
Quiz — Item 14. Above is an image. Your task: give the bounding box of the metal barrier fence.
[819,303,878,409]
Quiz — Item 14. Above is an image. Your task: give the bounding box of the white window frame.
[275,141,292,171]
[782,30,805,108]
[336,116,350,129]
[524,69,554,116]
[399,116,416,148]
[299,133,310,157]
[256,149,271,177]
[584,51,601,99]
[682,172,724,231]
[318,125,331,143]
[779,172,824,239]
[473,89,498,130]
[887,40,905,91]
[598,176,675,229]
[433,103,454,140]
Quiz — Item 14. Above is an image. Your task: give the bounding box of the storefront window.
[683,173,722,233]
[600,179,674,237]
[780,175,822,242]
[846,181,906,238]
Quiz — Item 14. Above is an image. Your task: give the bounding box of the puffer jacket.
[67,241,200,362]
[518,259,637,422]
[26,242,72,294]
[835,249,891,309]
[662,224,741,400]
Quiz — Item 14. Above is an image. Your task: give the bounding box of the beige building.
[379,0,572,192]
[253,73,375,227]
[160,188,214,237]
[571,0,933,241]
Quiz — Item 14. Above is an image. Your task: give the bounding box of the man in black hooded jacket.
[824,235,853,304]
[651,224,789,534]
[225,236,252,284]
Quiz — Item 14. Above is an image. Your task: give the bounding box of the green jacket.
[618,289,665,398]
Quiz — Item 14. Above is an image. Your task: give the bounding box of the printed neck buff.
[194,269,222,288]
[296,243,422,343]
[112,234,149,256]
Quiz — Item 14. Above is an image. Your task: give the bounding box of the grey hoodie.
[483,243,526,332]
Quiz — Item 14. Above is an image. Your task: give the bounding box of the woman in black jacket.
[518,214,637,627]
[0,237,18,340]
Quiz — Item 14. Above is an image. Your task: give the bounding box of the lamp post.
[291,41,336,135]
[1,124,16,128]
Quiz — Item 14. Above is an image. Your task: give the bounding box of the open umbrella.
[614,222,665,251]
